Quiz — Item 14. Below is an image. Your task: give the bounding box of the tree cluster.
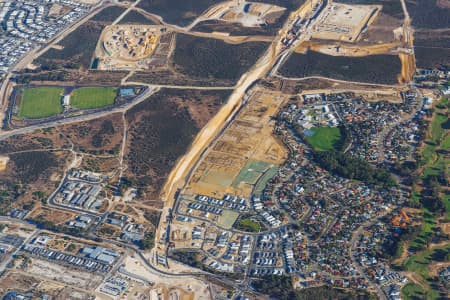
[313,151,396,187]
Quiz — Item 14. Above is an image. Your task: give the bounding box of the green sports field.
[70,87,116,109]
[231,160,270,187]
[218,210,239,229]
[254,167,279,196]
[19,87,63,119]
[305,126,342,151]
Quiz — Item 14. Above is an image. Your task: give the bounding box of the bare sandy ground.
[123,255,211,300]
[0,156,8,172]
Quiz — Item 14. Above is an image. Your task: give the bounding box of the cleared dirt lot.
[312,3,380,42]
[28,207,76,225]
[0,156,8,172]
[295,40,400,57]
[0,271,41,295]
[200,1,286,28]
[24,257,103,289]
[122,255,210,299]
[185,88,288,198]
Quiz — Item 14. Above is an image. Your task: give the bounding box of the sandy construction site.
[295,40,401,57]
[123,255,209,300]
[200,0,286,27]
[312,2,380,42]
[94,25,169,70]
[184,88,288,199]
[0,155,8,171]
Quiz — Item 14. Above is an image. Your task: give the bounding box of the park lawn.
[421,143,436,164]
[71,87,116,109]
[401,283,426,300]
[254,167,278,196]
[409,207,437,251]
[444,193,450,221]
[420,97,449,220]
[403,244,450,300]
[430,113,447,144]
[423,155,448,178]
[235,218,260,232]
[422,97,449,163]
[306,126,342,151]
[19,87,63,118]
[232,160,270,187]
[442,135,450,149]
[404,97,450,299]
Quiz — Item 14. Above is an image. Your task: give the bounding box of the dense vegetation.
[294,124,393,186]
[61,114,122,155]
[381,223,422,259]
[91,119,116,148]
[125,91,196,195]
[31,216,85,237]
[129,69,235,87]
[405,0,450,71]
[169,250,202,268]
[0,181,21,214]
[295,286,377,300]
[407,0,450,29]
[279,51,401,84]
[393,98,450,261]
[400,244,450,299]
[414,47,450,69]
[414,32,450,49]
[10,152,58,184]
[384,99,449,300]
[234,217,260,232]
[140,232,155,249]
[252,276,376,299]
[118,10,157,25]
[90,6,126,22]
[126,94,198,189]
[251,275,297,299]
[36,21,104,69]
[14,71,69,84]
[137,0,216,26]
[313,150,395,187]
[125,88,229,199]
[173,34,268,81]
